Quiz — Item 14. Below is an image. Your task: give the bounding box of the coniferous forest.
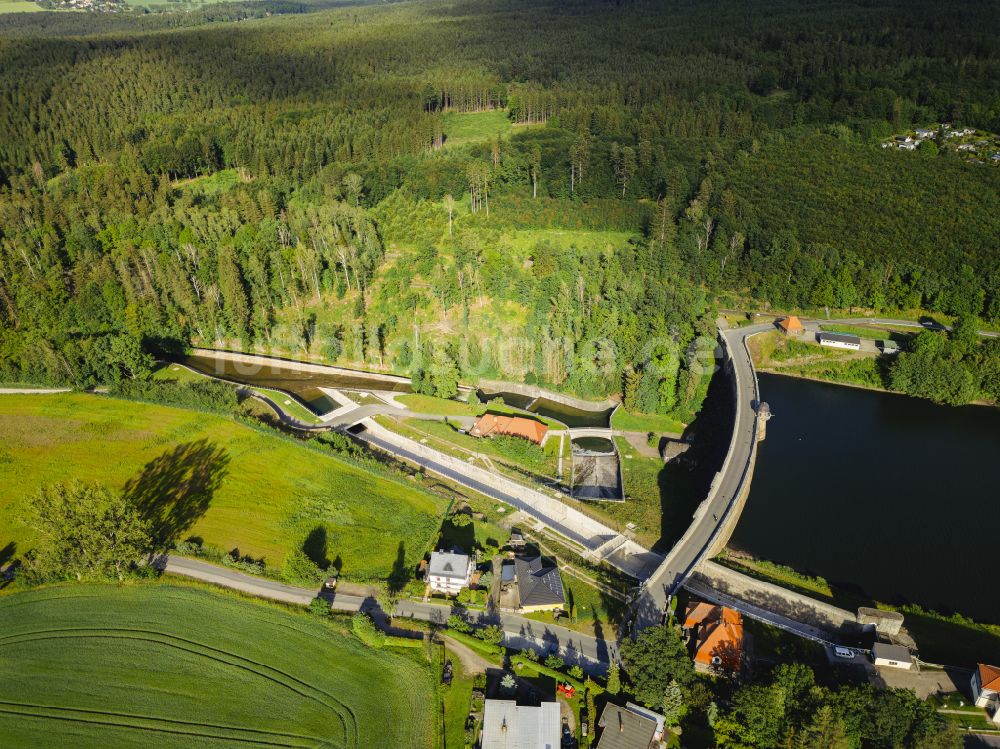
[1,0,999,413]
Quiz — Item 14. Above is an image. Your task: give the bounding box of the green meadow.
[0,584,436,748]
[0,393,447,580]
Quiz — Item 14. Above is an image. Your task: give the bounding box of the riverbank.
[717,550,1000,666]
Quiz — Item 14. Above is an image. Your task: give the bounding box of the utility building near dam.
[817,331,862,350]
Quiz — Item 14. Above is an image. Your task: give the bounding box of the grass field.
[0,0,44,11]
[0,584,435,748]
[610,408,686,435]
[0,393,446,581]
[440,110,512,149]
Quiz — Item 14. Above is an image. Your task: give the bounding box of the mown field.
[0,393,446,580]
[0,584,436,748]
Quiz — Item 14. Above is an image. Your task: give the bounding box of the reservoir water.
[730,373,1000,625]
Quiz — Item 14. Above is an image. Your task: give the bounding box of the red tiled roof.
[777,316,804,333]
[470,414,548,445]
[684,601,743,671]
[979,663,1000,692]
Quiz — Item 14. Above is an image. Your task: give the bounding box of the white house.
[427,551,474,595]
[872,643,913,670]
[915,128,935,139]
[817,332,861,350]
[972,664,1000,725]
[481,699,561,749]
[898,142,917,151]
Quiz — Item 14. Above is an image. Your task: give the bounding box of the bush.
[545,654,565,670]
[447,614,472,633]
[522,647,539,662]
[568,665,584,679]
[477,624,504,646]
[492,435,547,471]
[308,596,330,617]
[352,612,386,648]
[282,548,326,585]
[110,379,239,414]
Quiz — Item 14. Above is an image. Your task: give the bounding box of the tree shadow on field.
[123,439,230,550]
[388,541,409,595]
[303,525,329,570]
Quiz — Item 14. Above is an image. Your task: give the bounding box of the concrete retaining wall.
[189,348,411,386]
[695,560,861,634]
[478,379,615,411]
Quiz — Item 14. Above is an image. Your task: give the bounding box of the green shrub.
[493,435,546,471]
[352,612,386,648]
[476,625,504,646]
[282,548,326,585]
[545,654,565,670]
[447,614,471,633]
[308,596,330,617]
[110,379,238,414]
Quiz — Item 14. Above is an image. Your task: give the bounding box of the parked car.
[834,646,855,659]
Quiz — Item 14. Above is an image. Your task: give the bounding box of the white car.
[834,646,855,659]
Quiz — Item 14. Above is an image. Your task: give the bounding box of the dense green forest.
[1,0,999,420]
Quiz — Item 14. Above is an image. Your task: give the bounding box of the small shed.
[777,316,804,335]
[872,643,913,670]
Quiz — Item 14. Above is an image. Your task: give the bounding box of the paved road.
[632,323,772,629]
[357,420,662,581]
[162,555,615,675]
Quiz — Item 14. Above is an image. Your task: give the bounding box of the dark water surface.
[183,355,410,414]
[730,373,1000,624]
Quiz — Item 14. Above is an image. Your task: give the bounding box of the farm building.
[817,331,861,350]
[470,413,548,445]
[427,551,474,595]
[480,699,561,749]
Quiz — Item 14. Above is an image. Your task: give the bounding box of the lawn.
[525,575,623,638]
[441,644,475,749]
[397,393,476,416]
[819,323,913,342]
[610,408,686,435]
[0,583,435,748]
[0,393,447,581]
[0,0,44,11]
[441,110,512,149]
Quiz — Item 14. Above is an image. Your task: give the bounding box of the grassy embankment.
[610,408,686,435]
[749,330,890,392]
[152,362,324,424]
[0,583,436,748]
[717,551,1000,666]
[0,392,446,581]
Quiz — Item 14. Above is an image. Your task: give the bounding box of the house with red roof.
[972,663,1000,725]
[469,413,548,445]
[683,601,744,674]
